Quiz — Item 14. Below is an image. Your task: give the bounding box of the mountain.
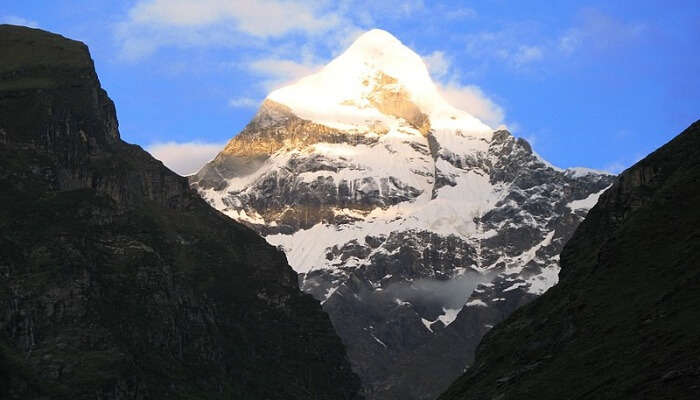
[439,121,700,399]
[0,25,360,399]
[191,29,615,399]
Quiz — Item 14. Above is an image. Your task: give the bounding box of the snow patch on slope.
[466,299,488,307]
[567,185,612,210]
[265,168,502,272]
[565,167,612,178]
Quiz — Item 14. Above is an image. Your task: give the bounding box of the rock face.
[0,25,361,399]
[191,29,615,399]
[439,121,700,399]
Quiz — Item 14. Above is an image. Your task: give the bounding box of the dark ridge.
[440,120,700,399]
[0,24,361,400]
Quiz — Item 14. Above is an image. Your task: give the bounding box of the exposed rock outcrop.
[440,120,700,399]
[190,29,615,400]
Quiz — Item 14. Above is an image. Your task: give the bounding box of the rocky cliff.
[0,25,361,400]
[190,29,616,400]
[439,120,700,399]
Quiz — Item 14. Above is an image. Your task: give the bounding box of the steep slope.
[440,120,700,399]
[191,29,615,399]
[0,25,361,399]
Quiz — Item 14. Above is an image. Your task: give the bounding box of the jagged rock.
[190,29,615,399]
[439,121,700,400]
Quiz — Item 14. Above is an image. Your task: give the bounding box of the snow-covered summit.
[268,29,492,135]
[190,29,617,400]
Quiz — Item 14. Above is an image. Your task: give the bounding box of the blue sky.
[2,1,698,175]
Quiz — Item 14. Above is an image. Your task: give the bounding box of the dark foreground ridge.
[440,120,700,399]
[0,25,361,399]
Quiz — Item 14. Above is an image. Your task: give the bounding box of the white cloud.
[228,97,260,108]
[117,0,484,61]
[117,2,508,129]
[334,0,426,23]
[559,9,646,55]
[462,27,546,70]
[458,9,645,70]
[247,58,322,90]
[513,45,543,65]
[558,31,580,55]
[445,8,477,20]
[1,15,39,28]
[397,0,426,16]
[116,0,344,59]
[421,51,506,128]
[128,0,339,36]
[147,141,225,176]
[423,50,450,80]
[437,83,505,128]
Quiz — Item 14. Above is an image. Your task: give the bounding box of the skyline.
[2,0,698,175]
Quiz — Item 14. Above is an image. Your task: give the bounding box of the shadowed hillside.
[440,120,700,399]
[0,25,361,400]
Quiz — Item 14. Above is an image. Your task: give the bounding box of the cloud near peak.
[437,83,505,129]
[147,141,225,176]
[247,58,322,91]
[116,2,509,130]
[421,50,506,129]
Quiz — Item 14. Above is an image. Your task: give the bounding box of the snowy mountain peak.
[191,29,617,399]
[344,28,405,56]
[267,29,492,135]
